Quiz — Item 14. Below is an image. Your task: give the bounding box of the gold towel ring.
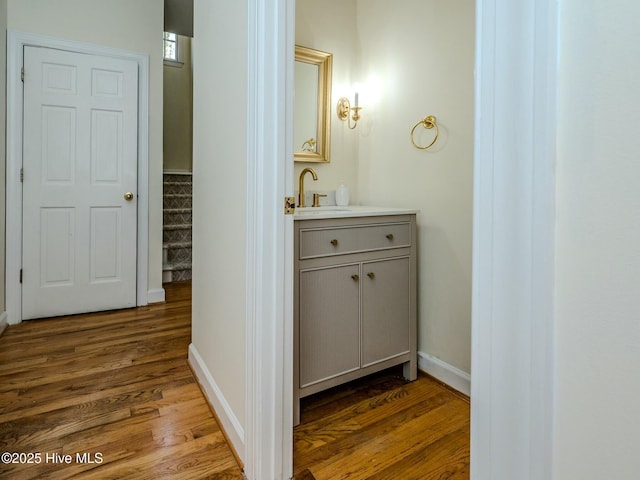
[410,115,439,150]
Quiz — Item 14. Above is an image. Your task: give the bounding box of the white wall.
[295,0,475,377]
[357,0,475,376]
[294,0,359,200]
[555,1,640,478]
[191,0,247,449]
[163,36,193,173]
[6,0,165,296]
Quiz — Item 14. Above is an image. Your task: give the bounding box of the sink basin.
[294,205,420,220]
[295,207,351,215]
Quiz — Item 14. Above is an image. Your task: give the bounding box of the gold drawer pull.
[351,274,359,281]
[386,233,394,240]
[330,239,338,246]
[367,272,375,279]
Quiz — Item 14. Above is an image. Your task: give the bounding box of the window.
[163,32,182,65]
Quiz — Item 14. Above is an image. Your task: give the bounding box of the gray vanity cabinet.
[361,256,411,367]
[299,264,361,387]
[294,214,417,426]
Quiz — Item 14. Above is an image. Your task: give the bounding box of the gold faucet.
[298,167,318,208]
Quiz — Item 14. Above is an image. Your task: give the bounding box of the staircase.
[163,172,192,282]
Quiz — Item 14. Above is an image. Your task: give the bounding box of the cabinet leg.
[293,398,301,427]
[403,359,417,381]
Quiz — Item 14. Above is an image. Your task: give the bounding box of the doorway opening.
[291,0,475,476]
[162,32,194,285]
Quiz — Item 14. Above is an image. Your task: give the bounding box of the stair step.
[164,241,192,249]
[163,196,192,209]
[163,182,193,195]
[163,230,191,243]
[163,209,192,226]
[163,241,191,264]
[164,181,193,186]
[163,173,192,178]
[163,224,191,231]
[163,194,191,199]
[163,261,192,271]
[163,208,192,214]
[170,269,192,281]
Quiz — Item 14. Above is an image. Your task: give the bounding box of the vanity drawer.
[299,222,411,259]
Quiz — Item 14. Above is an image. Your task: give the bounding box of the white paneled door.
[22,46,139,320]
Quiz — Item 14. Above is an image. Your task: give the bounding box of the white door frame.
[5,31,150,325]
[471,0,557,478]
[244,0,558,479]
[244,0,295,479]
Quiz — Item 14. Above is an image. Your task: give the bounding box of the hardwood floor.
[0,281,470,479]
[293,367,470,480]
[0,281,244,480]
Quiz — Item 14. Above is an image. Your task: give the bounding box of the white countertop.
[294,205,419,220]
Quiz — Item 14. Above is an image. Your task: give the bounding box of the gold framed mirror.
[294,45,332,163]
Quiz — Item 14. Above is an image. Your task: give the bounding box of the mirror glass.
[294,45,332,162]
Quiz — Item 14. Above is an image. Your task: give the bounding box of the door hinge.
[20,168,24,183]
[21,67,24,82]
[20,269,23,284]
[284,196,295,215]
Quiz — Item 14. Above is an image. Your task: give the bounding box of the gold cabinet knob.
[386,233,394,240]
[351,274,359,281]
[124,192,134,201]
[330,239,338,246]
[367,272,375,279]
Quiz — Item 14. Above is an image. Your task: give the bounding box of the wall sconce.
[336,93,361,129]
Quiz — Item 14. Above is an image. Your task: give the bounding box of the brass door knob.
[124,192,134,201]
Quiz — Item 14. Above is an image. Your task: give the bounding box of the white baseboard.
[418,351,471,397]
[0,312,7,336]
[147,288,166,304]
[188,344,245,462]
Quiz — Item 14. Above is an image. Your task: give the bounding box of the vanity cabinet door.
[361,257,411,367]
[299,264,361,388]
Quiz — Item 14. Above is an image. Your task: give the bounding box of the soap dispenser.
[335,182,350,206]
